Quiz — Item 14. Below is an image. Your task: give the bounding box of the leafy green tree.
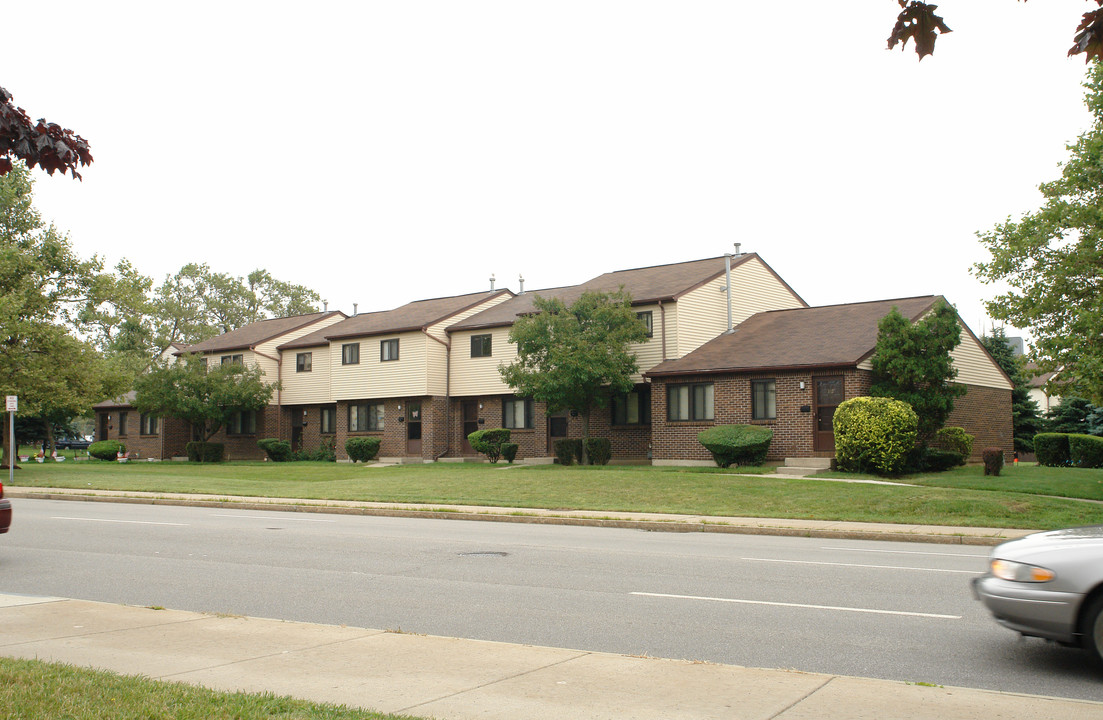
[133,355,275,442]
[974,62,1103,406]
[1045,396,1096,435]
[499,290,650,464]
[870,300,966,446]
[0,163,122,465]
[980,327,1044,453]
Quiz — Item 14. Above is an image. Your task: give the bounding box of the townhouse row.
[94,254,1014,464]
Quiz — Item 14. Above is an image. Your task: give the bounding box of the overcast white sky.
[3,2,1094,342]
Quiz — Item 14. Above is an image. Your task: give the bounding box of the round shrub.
[88,440,125,461]
[257,438,292,462]
[346,436,381,463]
[1034,433,1071,467]
[933,427,973,464]
[922,448,964,473]
[982,447,1005,476]
[697,425,773,468]
[467,428,512,463]
[554,439,582,466]
[1069,434,1103,468]
[186,441,224,463]
[584,437,612,465]
[833,396,918,476]
[501,442,519,464]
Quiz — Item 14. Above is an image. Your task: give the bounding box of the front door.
[547,412,568,455]
[406,400,422,456]
[461,401,479,454]
[813,376,845,453]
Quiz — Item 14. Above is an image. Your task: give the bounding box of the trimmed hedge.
[1034,433,1071,467]
[468,428,512,463]
[346,437,381,463]
[982,447,1004,476]
[933,427,973,464]
[257,438,293,462]
[922,448,964,473]
[88,440,125,461]
[554,439,583,466]
[186,441,224,463]
[1070,434,1103,468]
[501,442,519,464]
[584,438,612,466]
[833,396,918,476]
[697,425,773,468]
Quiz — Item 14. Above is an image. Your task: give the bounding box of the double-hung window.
[636,311,653,338]
[380,339,399,362]
[320,406,337,434]
[221,354,243,365]
[118,411,129,436]
[349,403,384,432]
[341,343,360,365]
[502,397,534,429]
[612,387,650,425]
[471,334,492,358]
[228,410,256,435]
[667,383,714,421]
[752,380,777,420]
[296,352,312,372]
[139,414,159,435]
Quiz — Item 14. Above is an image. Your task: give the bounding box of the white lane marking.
[51,517,188,527]
[631,592,961,619]
[211,514,336,523]
[742,557,983,575]
[820,546,988,559]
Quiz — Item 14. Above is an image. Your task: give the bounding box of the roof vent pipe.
[518,274,525,294]
[734,242,742,256]
[323,300,328,312]
[353,303,358,316]
[489,274,496,292]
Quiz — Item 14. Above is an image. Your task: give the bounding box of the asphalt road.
[3,498,1102,701]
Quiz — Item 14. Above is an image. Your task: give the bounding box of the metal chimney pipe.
[725,252,733,333]
[323,300,328,312]
[490,274,496,292]
[353,303,358,316]
[519,274,525,294]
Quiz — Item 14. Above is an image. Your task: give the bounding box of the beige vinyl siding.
[628,303,665,381]
[674,279,729,359]
[731,257,806,319]
[280,346,333,404]
[858,321,1012,390]
[450,327,516,396]
[331,331,430,400]
[423,293,513,395]
[425,293,513,344]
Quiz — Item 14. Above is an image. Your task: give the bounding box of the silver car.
[973,526,1103,662]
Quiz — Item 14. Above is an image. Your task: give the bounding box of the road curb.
[8,489,1013,545]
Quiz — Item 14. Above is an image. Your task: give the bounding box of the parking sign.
[5,396,15,412]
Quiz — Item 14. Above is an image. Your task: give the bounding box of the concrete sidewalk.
[1,593,1100,720]
[6,485,1037,545]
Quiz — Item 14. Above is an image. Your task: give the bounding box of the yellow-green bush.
[833,396,918,476]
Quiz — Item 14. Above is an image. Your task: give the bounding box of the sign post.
[5,396,16,485]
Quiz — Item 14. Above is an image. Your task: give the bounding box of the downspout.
[422,328,451,460]
[251,347,283,438]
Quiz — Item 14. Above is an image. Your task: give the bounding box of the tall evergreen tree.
[980,327,1043,453]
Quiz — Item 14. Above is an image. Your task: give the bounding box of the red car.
[0,479,10,533]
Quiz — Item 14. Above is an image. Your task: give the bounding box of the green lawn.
[0,656,414,720]
[9,459,1103,530]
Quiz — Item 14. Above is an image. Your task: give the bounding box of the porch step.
[378,456,431,465]
[773,457,833,477]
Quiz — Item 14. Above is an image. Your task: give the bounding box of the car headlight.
[991,559,1056,582]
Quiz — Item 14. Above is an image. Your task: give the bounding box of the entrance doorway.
[547,411,568,455]
[406,400,422,456]
[461,401,479,454]
[813,377,844,453]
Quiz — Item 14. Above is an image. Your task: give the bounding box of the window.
[228,410,257,435]
[139,413,159,435]
[380,339,399,362]
[752,380,776,420]
[637,311,653,338]
[667,383,714,421]
[118,411,129,436]
[296,352,312,372]
[320,406,337,434]
[503,397,534,429]
[471,334,492,358]
[349,403,384,432]
[220,354,243,365]
[612,387,651,426]
[342,343,360,365]
[199,357,208,371]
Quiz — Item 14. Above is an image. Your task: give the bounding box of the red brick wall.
[946,384,1014,461]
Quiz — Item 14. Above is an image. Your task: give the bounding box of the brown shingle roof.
[646,296,942,376]
[182,311,345,354]
[449,254,802,332]
[279,290,513,349]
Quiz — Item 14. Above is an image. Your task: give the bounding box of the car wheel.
[1083,595,1103,664]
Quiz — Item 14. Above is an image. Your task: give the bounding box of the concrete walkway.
[2,593,1099,720]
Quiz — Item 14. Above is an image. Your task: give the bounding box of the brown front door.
[547,412,568,455]
[813,376,845,452]
[406,400,422,456]
[461,401,479,454]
